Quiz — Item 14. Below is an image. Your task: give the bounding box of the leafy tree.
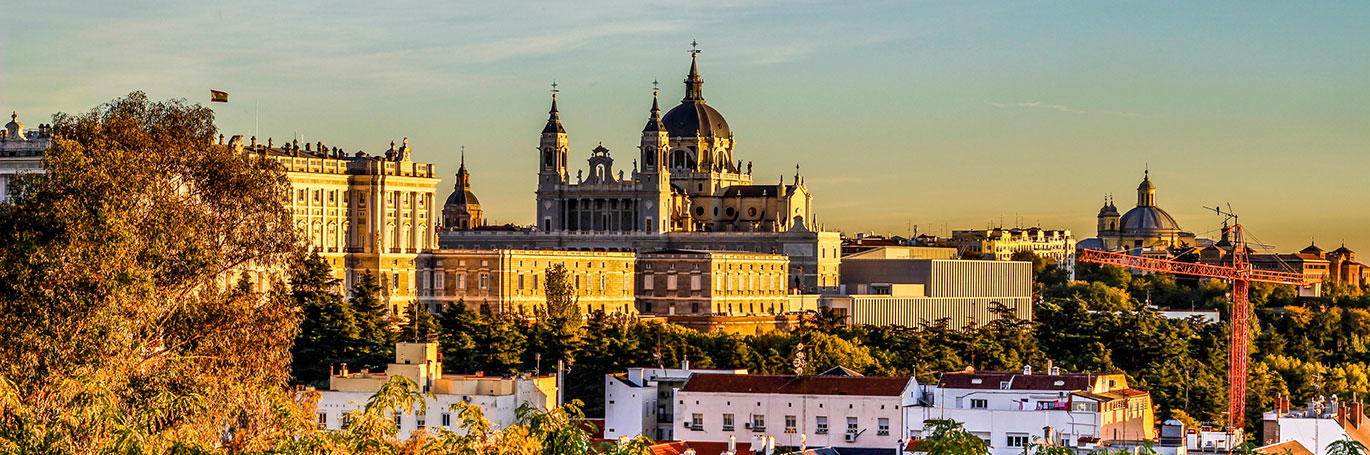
[1329,439,1369,455]
[915,419,989,455]
[0,92,300,451]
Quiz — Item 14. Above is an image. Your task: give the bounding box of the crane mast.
[1077,208,1315,431]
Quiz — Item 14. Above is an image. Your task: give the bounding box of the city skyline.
[4,0,1368,253]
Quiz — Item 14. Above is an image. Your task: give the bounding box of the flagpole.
[255,101,259,141]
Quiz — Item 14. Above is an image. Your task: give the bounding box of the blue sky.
[3,0,1367,252]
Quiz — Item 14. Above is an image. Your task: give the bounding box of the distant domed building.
[1083,171,1198,252]
[442,151,483,230]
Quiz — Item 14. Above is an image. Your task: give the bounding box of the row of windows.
[689,413,889,436]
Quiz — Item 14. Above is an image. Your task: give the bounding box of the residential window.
[317,412,327,427]
[846,417,858,434]
[1007,434,1030,448]
[723,413,735,431]
[691,413,703,430]
[416,412,426,428]
[816,416,828,434]
[442,412,451,427]
[970,399,988,409]
[785,415,797,433]
[878,418,890,435]
[751,414,765,431]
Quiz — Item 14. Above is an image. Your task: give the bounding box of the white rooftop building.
[315,342,557,437]
[604,366,749,442]
[909,365,1155,455]
[672,368,918,455]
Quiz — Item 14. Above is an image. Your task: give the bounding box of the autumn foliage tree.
[0,92,302,451]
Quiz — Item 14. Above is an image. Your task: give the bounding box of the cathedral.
[1083,171,1198,253]
[439,51,841,294]
[533,51,815,235]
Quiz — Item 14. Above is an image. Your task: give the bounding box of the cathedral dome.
[445,188,480,207]
[1118,206,1181,233]
[662,102,730,139]
[661,53,730,139]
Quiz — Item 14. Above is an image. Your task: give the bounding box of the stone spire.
[455,146,470,190]
[643,87,665,132]
[543,83,566,134]
[683,41,705,103]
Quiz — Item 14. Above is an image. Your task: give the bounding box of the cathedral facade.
[533,53,815,235]
[438,53,840,294]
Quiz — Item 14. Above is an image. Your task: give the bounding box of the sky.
[2,0,1367,253]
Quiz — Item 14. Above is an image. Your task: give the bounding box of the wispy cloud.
[991,102,1162,118]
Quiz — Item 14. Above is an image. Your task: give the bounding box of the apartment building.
[908,366,1155,455]
[673,371,919,455]
[604,367,749,442]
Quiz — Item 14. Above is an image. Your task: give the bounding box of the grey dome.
[1118,206,1180,233]
[662,102,730,139]
[445,189,479,207]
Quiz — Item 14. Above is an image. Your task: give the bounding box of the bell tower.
[539,86,568,188]
[639,86,673,233]
[640,86,670,180]
[536,85,569,232]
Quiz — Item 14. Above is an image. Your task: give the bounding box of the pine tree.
[290,252,362,387]
[349,270,393,370]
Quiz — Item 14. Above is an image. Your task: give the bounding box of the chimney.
[1023,364,1033,376]
[340,363,348,376]
[729,434,737,453]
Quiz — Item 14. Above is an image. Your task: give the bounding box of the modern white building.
[315,342,557,437]
[671,369,919,454]
[908,366,1155,455]
[604,366,750,442]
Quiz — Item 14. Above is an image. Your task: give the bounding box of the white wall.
[315,390,528,438]
[1275,418,1351,455]
[605,375,653,439]
[674,390,913,452]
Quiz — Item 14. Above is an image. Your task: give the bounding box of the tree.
[291,252,364,387]
[0,92,300,451]
[1329,439,1369,455]
[915,419,989,455]
[350,270,393,371]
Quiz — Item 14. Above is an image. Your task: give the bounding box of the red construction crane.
[1077,207,1317,431]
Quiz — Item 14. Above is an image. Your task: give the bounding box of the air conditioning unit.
[683,421,691,428]
[844,433,858,443]
[744,422,751,429]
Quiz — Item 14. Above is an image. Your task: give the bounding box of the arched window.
[544,150,554,167]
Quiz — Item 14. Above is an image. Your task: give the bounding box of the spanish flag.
[210,90,229,103]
